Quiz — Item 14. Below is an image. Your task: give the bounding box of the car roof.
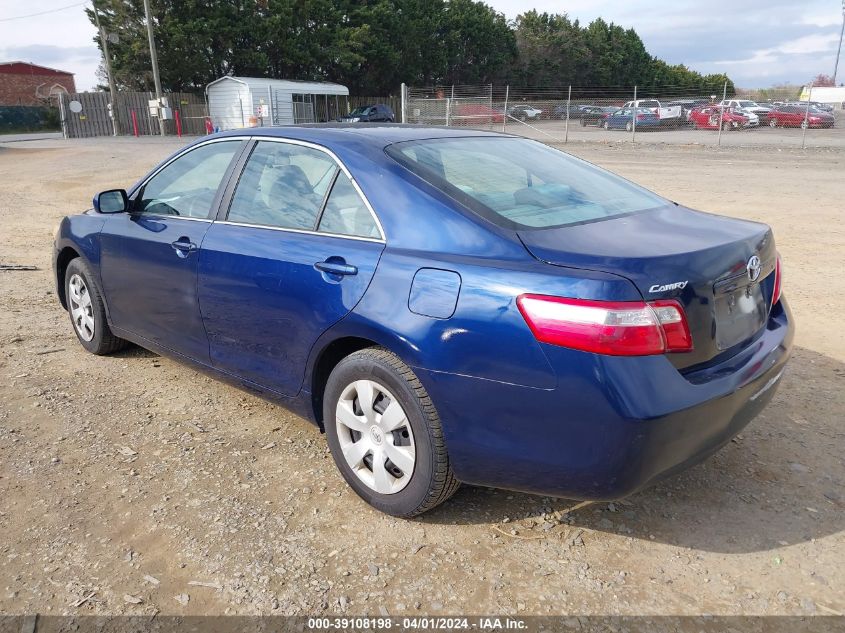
[213,124,503,149]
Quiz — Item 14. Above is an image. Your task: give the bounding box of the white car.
[736,108,759,127]
[508,105,544,120]
[719,99,771,120]
[622,99,683,124]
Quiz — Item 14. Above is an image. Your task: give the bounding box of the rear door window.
[317,172,381,239]
[227,141,337,230]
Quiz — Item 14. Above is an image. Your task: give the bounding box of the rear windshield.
[385,137,666,230]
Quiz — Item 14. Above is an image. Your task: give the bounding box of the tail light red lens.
[771,254,782,308]
[517,295,693,356]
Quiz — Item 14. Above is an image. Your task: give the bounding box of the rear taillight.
[771,255,782,308]
[637,114,646,120]
[516,295,693,356]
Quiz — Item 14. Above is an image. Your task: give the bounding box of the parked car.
[508,104,544,120]
[666,99,710,123]
[339,104,395,123]
[579,106,617,126]
[783,101,834,113]
[604,108,661,131]
[622,99,684,126]
[735,109,760,127]
[54,127,792,517]
[453,104,504,125]
[552,104,589,119]
[689,106,749,130]
[768,105,835,128]
[719,99,772,122]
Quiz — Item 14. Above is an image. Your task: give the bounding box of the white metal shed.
[206,76,350,130]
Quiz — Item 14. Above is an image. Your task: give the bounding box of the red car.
[453,104,504,125]
[689,106,749,130]
[767,105,835,129]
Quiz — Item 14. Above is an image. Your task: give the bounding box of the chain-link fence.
[401,83,845,149]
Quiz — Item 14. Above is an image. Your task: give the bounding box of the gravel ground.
[0,136,843,618]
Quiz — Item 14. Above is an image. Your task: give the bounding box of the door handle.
[171,238,198,257]
[315,260,358,276]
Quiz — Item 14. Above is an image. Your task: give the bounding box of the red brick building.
[0,61,76,106]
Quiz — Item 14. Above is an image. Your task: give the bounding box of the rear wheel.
[323,347,459,517]
[625,121,633,132]
[769,118,778,128]
[65,258,127,355]
[603,121,610,130]
[800,120,808,129]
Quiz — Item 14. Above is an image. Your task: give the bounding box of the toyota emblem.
[746,255,762,282]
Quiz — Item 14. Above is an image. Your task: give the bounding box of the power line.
[0,2,86,22]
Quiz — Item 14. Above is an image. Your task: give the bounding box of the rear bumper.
[417,299,794,499]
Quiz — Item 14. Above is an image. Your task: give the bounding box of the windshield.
[348,107,371,116]
[385,137,666,230]
[737,100,757,108]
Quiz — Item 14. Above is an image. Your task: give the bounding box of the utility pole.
[143,0,166,136]
[92,1,119,136]
[834,0,845,85]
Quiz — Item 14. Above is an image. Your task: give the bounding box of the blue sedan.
[53,126,792,517]
[604,108,661,131]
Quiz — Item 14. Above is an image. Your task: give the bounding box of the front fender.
[53,212,106,309]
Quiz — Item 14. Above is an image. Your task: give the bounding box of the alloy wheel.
[335,379,416,494]
[68,273,95,342]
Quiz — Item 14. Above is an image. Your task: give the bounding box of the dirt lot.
[0,136,843,618]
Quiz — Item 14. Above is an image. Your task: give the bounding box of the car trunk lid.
[518,205,778,370]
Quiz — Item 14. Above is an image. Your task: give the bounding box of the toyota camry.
[53,126,793,517]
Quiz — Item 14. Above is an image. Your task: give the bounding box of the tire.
[65,258,128,355]
[769,119,778,128]
[722,121,731,131]
[800,120,808,129]
[603,121,610,130]
[323,347,460,517]
[625,121,633,132]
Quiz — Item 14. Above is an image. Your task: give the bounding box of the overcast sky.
[1,0,843,91]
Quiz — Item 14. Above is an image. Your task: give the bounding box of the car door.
[198,139,385,396]
[99,139,246,362]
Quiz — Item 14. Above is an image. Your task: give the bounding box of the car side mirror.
[94,189,129,214]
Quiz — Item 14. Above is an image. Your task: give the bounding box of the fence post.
[717,81,727,147]
[632,85,637,142]
[58,91,68,139]
[131,110,139,137]
[400,83,406,123]
[502,85,509,132]
[802,83,813,149]
[564,85,572,143]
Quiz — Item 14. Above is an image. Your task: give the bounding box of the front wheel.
[722,121,731,131]
[603,121,610,130]
[800,120,808,129]
[625,121,633,132]
[769,118,778,128]
[324,347,459,517]
[65,258,127,355]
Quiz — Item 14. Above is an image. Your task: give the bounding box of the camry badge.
[746,255,762,282]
